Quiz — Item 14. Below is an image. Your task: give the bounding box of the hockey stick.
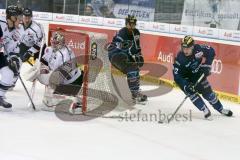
[19,72,36,110]
[166,74,205,124]
[11,61,36,110]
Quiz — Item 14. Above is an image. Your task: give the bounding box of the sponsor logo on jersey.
[195,51,203,59]
[134,35,140,40]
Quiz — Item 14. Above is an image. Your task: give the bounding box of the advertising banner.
[181,0,240,30]
[33,12,53,21]
[79,16,104,26]
[112,0,155,21]
[52,13,79,23]
[169,24,193,35]
[193,26,219,39]
[49,23,240,102]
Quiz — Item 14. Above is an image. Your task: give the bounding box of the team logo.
[211,59,223,74]
[195,51,203,59]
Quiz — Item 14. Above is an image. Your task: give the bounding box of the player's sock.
[127,71,140,91]
[126,70,143,102]
[0,96,12,108]
[189,93,212,119]
[189,93,206,111]
[202,92,233,117]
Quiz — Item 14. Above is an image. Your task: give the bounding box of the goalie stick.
[162,74,205,124]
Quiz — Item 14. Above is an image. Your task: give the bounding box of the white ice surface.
[0,63,239,160]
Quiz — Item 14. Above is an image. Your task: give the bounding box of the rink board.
[48,23,240,104]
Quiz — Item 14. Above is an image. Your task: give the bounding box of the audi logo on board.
[211,59,223,74]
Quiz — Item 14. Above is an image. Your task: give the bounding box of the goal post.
[47,26,133,117]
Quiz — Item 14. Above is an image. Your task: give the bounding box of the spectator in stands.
[99,5,115,18]
[30,0,42,11]
[0,2,6,9]
[84,4,96,16]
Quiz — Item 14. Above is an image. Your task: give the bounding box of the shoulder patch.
[195,51,203,59]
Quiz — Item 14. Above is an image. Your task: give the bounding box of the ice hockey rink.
[0,63,239,160]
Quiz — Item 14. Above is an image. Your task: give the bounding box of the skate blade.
[0,107,13,112]
[205,116,213,121]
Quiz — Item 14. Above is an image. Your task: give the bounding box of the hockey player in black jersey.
[173,35,233,119]
[108,15,147,103]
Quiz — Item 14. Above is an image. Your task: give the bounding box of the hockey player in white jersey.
[0,5,22,109]
[37,32,84,114]
[18,8,45,63]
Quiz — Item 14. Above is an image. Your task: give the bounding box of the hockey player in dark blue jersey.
[173,36,232,119]
[108,15,147,103]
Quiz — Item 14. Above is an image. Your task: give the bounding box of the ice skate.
[203,106,212,120]
[0,96,12,109]
[220,109,233,117]
[69,101,82,115]
[132,92,148,105]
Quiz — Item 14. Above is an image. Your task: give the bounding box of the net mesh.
[48,28,133,117]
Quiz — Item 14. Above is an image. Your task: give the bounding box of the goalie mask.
[50,32,65,51]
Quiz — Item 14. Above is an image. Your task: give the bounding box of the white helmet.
[50,32,65,50]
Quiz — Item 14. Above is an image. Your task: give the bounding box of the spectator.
[99,5,115,18]
[84,4,96,16]
[30,0,42,11]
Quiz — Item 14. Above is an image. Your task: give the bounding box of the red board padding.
[49,24,240,95]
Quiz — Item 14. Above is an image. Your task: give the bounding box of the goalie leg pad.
[23,60,41,82]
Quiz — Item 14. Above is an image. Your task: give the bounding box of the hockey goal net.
[47,26,133,117]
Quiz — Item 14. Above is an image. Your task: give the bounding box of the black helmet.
[125,15,137,25]
[6,5,20,18]
[23,8,32,17]
[181,35,195,48]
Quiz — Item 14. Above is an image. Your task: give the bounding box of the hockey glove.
[22,51,34,62]
[135,54,144,67]
[183,83,195,96]
[8,53,21,76]
[0,38,3,48]
[121,40,132,50]
[199,63,211,77]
